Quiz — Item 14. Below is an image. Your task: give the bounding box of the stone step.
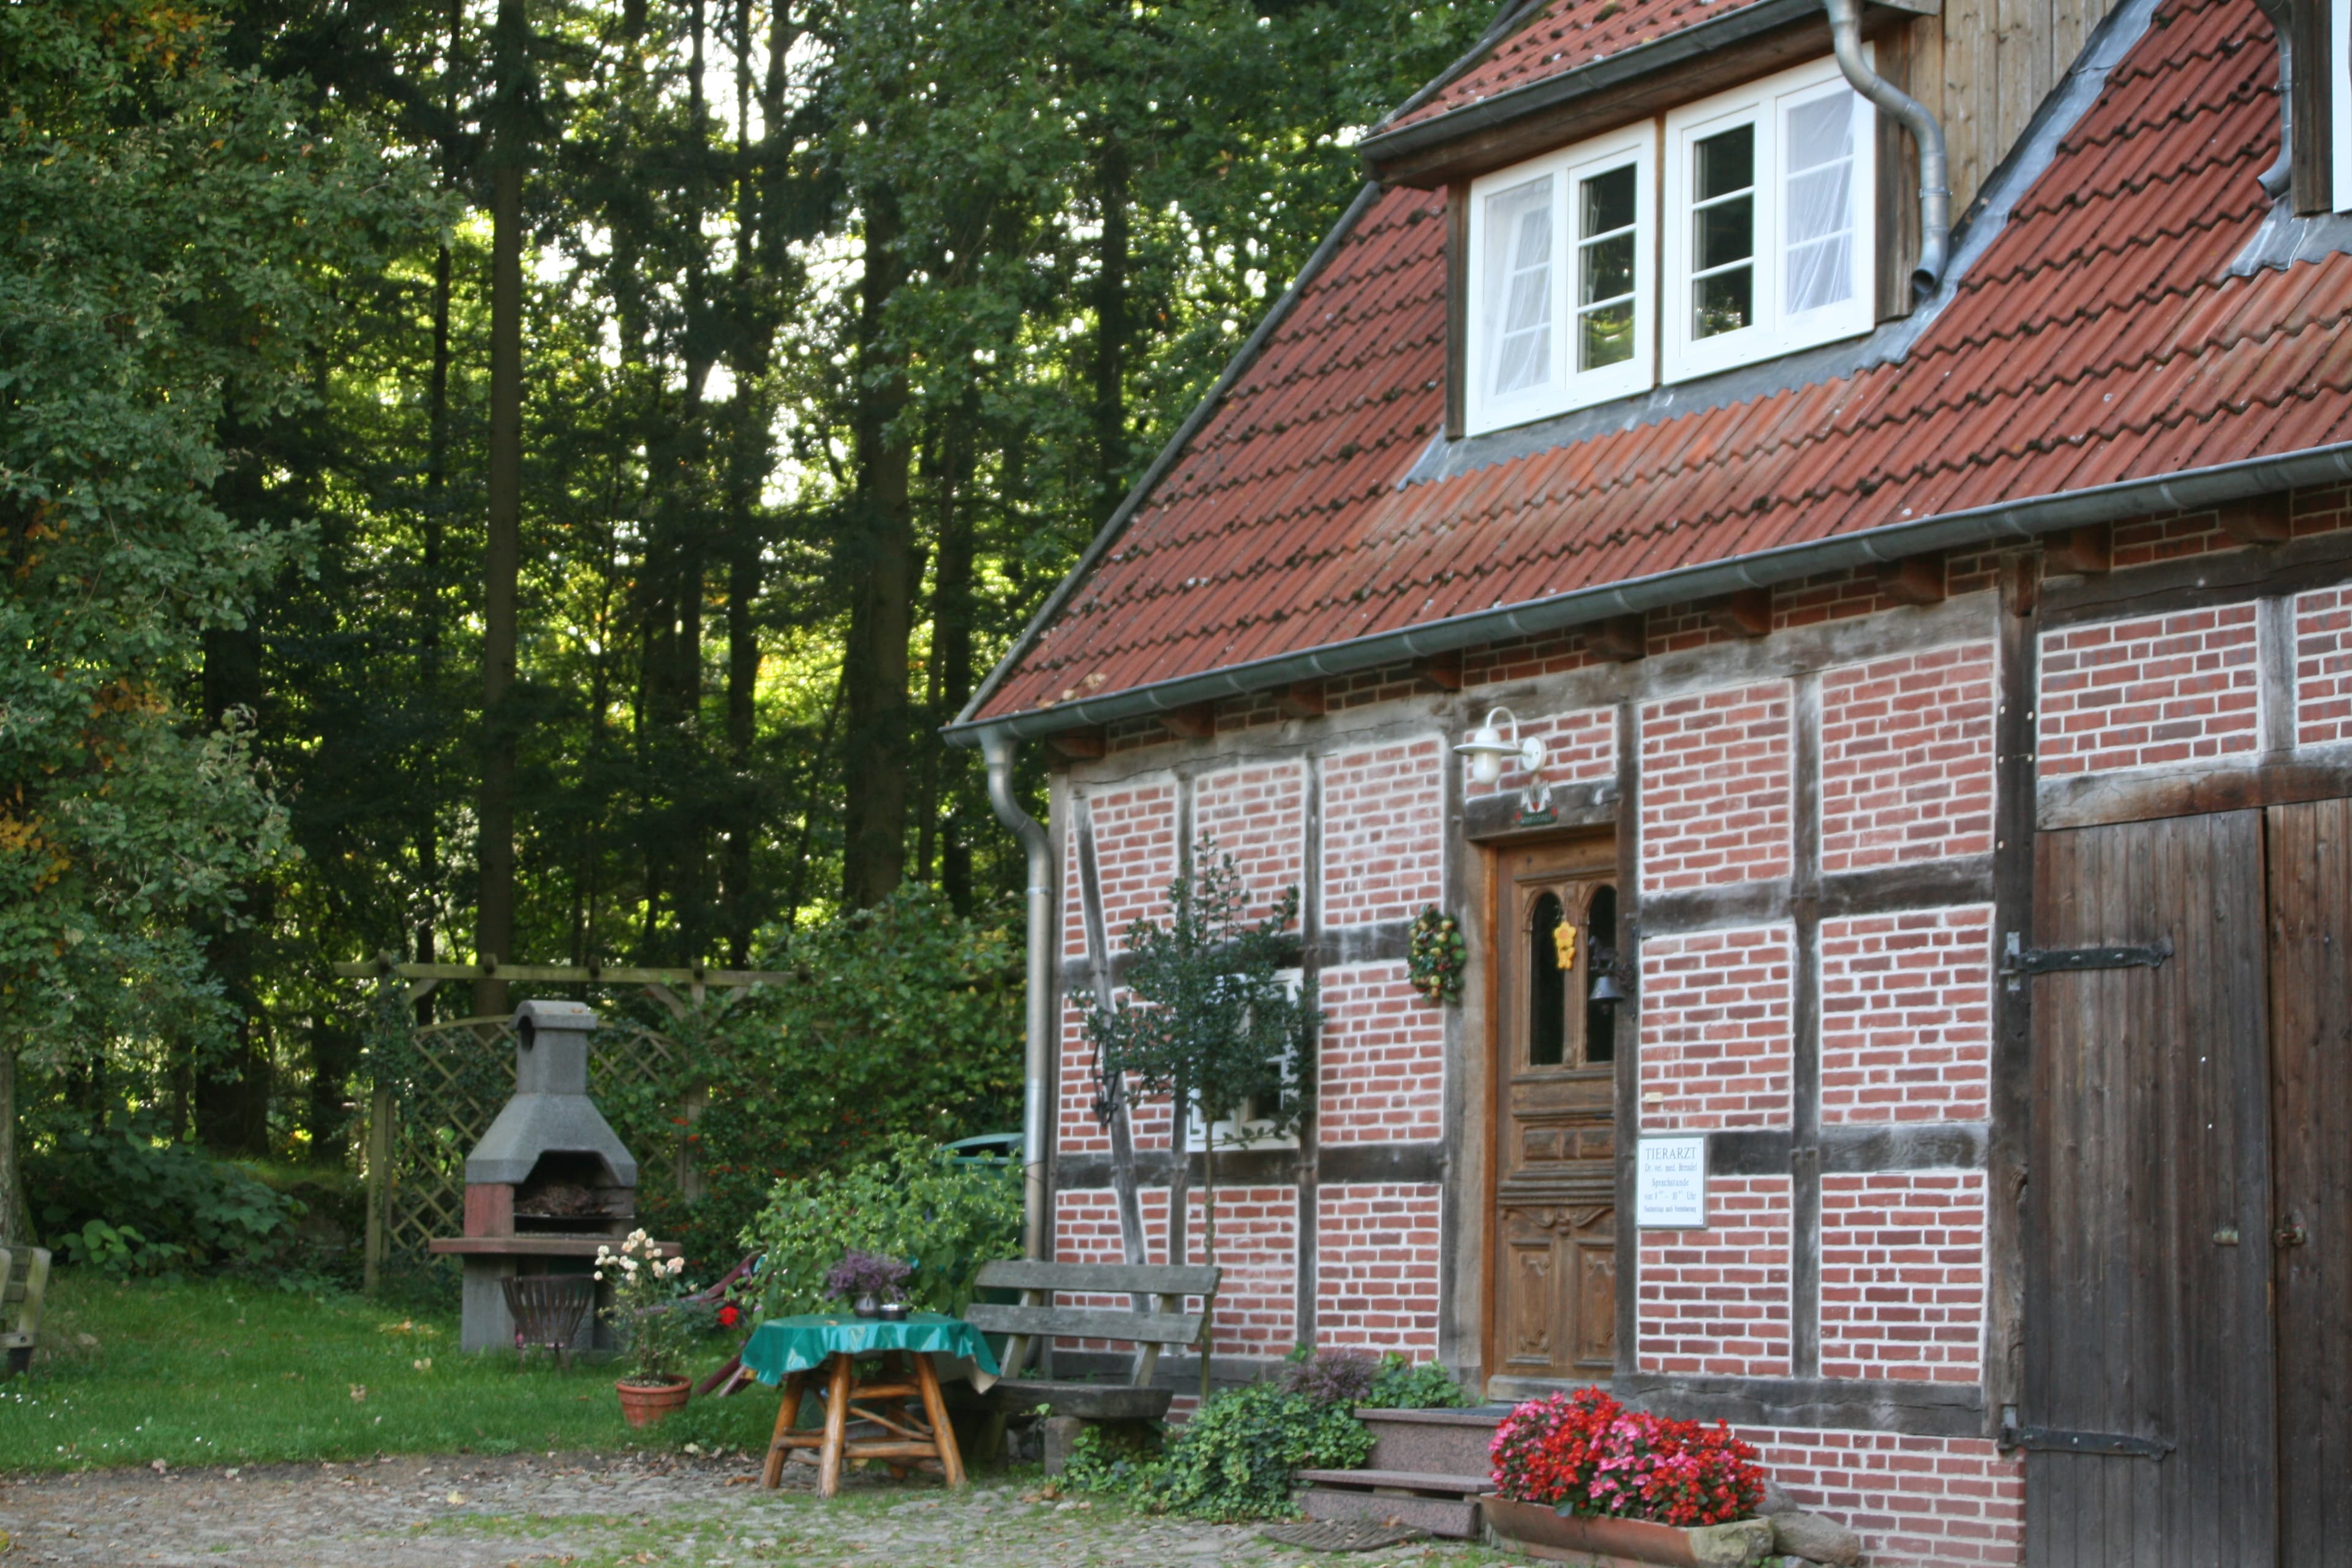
[1299,1485,1485,1541]
[1354,1406,1508,1477]
[1294,1467,1495,1496]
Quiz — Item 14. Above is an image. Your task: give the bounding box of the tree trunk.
[1090,136,1131,524]
[0,1047,25,1246]
[197,581,271,1157]
[930,405,977,913]
[475,0,529,1017]
[308,1020,360,1166]
[723,539,760,965]
[1198,1134,1216,1401]
[839,182,914,910]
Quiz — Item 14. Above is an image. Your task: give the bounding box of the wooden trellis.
[337,960,786,1288]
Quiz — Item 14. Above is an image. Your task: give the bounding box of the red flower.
[716,1303,742,1328]
[1489,1387,1762,1526]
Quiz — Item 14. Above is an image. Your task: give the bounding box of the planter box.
[1482,1496,1774,1568]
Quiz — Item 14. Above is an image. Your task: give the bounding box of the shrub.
[740,1133,1019,1316]
[1489,1387,1762,1527]
[1365,1354,1474,1409]
[1276,1345,1472,1410]
[28,1120,296,1275]
[1144,1381,1376,1521]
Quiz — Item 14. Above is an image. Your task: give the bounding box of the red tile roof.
[1387,0,1779,132]
[973,0,2352,726]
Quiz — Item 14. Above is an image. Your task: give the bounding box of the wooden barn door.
[2264,799,2352,1568]
[2023,811,2278,1568]
[1489,835,1619,1383]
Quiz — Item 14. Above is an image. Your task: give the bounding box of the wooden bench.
[1,1246,53,1379]
[963,1259,1220,1468]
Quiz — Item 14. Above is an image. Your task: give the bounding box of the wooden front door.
[1489,835,1619,1382]
[2024,812,2280,1566]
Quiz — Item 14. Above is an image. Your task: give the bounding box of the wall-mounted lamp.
[1453,706,1550,813]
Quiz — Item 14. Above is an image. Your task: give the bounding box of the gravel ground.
[0,1451,1517,1567]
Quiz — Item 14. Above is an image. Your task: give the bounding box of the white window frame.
[1463,124,1656,436]
[1662,54,1877,383]
[2334,0,2352,212]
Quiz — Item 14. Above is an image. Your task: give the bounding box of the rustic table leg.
[761,1370,808,1489]
[816,1353,854,1499]
[912,1352,967,1488]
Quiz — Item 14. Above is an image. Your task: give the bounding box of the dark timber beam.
[2216,491,2293,545]
[1875,551,1947,605]
[1589,613,1647,663]
[1047,727,1107,760]
[1278,680,1326,720]
[2042,523,2112,576]
[1415,650,1465,691]
[1706,589,1773,638]
[1161,702,1217,740]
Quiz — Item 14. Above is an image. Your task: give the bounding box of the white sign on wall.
[1636,1136,1709,1228]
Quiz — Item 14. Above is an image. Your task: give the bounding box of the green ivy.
[1065,1381,1376,1523]
[1365,1355,1475,1410]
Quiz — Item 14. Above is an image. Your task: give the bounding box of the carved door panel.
[1490,835,1621,1382]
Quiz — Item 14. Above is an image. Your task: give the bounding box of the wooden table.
[741,1314,995,1498]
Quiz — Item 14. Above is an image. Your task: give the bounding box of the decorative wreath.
[1407,907,1467,1005]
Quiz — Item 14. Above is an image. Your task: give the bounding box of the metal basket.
[501,1274,596,1367]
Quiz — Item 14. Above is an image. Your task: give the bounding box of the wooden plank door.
[1489,835,1619,1382]
[2024,812,2278,1568]
[2264,799,2352,1567]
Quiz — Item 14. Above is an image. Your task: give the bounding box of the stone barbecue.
[429,998,643,1352]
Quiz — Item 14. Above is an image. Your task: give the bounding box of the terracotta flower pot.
[615,1378,692,1428]
[1482,1496,1775,1567]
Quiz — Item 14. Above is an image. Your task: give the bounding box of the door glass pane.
[1691,124,1755,339]
[1783,91,1856,314]
[1529,891,1567,1066]
[1583,883,1618,1064]
[1483,175,1556,396]
[1577,164,1638,371]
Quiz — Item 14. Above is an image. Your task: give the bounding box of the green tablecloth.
[740,1313,1001,1389]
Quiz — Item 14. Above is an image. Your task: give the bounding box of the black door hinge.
[2002,932,2172,989]
[2000,1422,2175,1460]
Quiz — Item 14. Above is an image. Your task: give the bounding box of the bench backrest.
[965,1259,1221,1387]
[0,1246,52,1354]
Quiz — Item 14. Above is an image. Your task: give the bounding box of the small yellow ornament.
[1553,920,1578,971]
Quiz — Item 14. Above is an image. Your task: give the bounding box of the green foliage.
[1066,1381,1376,1523]
[28,1120,296,1275]
[1083,845,1321,1145]
[1365,1354,1476,1411]
[596,1231,704,1385]
[613,888,1024,1264]
[741,1132,1021,1319]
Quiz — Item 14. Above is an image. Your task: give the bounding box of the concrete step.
[1353,1406,1508,1477]
[1299,1484,1485,1540]
[1295,1467,1495,1495]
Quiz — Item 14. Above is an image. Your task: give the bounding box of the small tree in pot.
[1082,843,1321,1395]
[596,1231,700,1426]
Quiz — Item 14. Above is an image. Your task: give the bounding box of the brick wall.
[1637,1174,1792,1376]
[1819,907,1994,1125]
[1150,1186,1298,1356]
[1317,961,1446,1144]
[1640,682,1793,892]
[1819,1171,1986,1383]
[1194,762,1305,910]
[1638,924,1795,1131]
[2296,584,2352,747]
[1057,999,1109,1156]
[1747,1429,2022,1568]
[2038,605,2260,775]
[1315,1183,1442,1354]
[1086,780,1181,941]
[1321,737,1444,927]
[1462,704,1616,801]
[1820,644,1997,873]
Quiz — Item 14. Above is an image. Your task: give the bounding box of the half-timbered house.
[951,0,2352,1560]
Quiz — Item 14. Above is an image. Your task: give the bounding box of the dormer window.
[1458,55,1876,434]
[1465,127,1654,435]
[1665,57,1876,380]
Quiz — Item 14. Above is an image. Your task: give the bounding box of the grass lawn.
[2,1269,780,1472]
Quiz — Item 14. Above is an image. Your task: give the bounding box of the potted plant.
[823,1250,911,1318]
[1484,1387,1775,1567]
[595,1230,697,1427]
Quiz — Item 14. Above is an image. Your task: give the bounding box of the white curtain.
[1484,175,1555,397]
[1782,90,1857,315]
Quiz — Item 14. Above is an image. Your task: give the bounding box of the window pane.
[1579,297,1635,370]
[1695,124,1754,201]
[1529,892,1566,1068]
[1581,164,1637,239]
[1483,175,1555,397]
[1580,230,1635,308]
[1784,92,1856,314]
[1695,265,1753,338]
[1696,193,1754,273]
[1583,884,1618,1065]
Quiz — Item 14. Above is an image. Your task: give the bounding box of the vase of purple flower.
[823,1250,912,1319]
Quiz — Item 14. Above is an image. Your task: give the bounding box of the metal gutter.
[1825,0,1949,294]
[981,732,1055,1259]
[951,181,1387,733]
[1356,0,1826,175]
[944,439,2352,746]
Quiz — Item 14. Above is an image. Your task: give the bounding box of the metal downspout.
[982,731,1054,1261]
[1825,0,1950,296]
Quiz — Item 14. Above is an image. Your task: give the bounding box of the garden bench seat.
[1,1246,53,1379]
[963,1259,1220,1461]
